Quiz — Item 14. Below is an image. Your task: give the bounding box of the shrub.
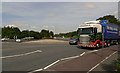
[115,59,120,73]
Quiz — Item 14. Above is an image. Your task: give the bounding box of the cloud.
[113,11,118,15]
[51,26,55,28]
[43,25,55,28]
[5,24,17,27]
[43,25,49,28]
[49,13,54,16]
[42,25,55,31]
[2,0,120,2]
[84,3,95,9]
[15,24,29,27]
[30,26,38,29]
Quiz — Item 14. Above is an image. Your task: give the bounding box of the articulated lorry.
[78,20,120,48]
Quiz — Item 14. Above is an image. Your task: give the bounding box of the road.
[92,51,118,71]
[2,39,90,71]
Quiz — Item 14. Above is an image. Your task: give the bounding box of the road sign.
[100,20,107,26]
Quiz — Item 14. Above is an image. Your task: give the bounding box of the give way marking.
[0,50,42,59]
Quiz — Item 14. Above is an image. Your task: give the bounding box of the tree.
[29,31,42,39]
[55,31,77,38]
[2,26,54,39]
[2,26,21,39]
[49,31,54,37]
[40,29,50,37]
[20,30,29,38]
[97,15,120,26]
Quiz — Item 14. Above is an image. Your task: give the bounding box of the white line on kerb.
[87,51,117,73]
[0,50,42,59]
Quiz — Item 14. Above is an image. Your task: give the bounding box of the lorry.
[77,20,120,48]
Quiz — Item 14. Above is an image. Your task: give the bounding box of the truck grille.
[80,35,89,45]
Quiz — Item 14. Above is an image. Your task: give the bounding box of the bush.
[115,59,120,73]
[42,37,53,39]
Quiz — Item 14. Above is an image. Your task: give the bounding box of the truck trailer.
[78,20,120,48]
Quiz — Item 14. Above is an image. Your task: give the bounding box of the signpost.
[100,20,107,57]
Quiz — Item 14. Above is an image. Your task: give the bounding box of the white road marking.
[88,50,98,53]
[28,68,43,73]
[30,51,86,73]
[87,51,117,73]
[44,60,60,70]
[30,60,60,73]
[29,46,118,73]
[0,50,42,59]
[61,52,86,61]
[60,56,79,61]
[80,52,85,56]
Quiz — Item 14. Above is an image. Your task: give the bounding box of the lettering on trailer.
[106,25,118,34]
[107,26,118,31]
[107,31,118,34]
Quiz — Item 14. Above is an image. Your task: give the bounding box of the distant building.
[22,37,34,40]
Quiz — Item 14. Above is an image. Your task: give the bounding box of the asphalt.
[92,51,118,71]
[47,45,119,72]
[2,40,90,71]
[92,45,120,71]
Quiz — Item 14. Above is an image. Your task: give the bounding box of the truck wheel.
[96,42,100,49]
[107,42,111,47]
[104,42,107,48]
[116,42,119,45]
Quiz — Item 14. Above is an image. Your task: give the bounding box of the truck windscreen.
[78,28,93,35]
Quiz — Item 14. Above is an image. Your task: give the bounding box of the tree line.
[55,31,78,38]
[2,26,54,39]
[1,15,119,39]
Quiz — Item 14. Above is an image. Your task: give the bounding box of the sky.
[1,2,119,33]
[1,0,120,2]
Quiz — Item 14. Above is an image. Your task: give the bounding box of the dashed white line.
[0,50,42,59]
[87,51,117,73]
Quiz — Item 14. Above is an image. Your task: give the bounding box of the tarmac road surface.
[2,39,90,71]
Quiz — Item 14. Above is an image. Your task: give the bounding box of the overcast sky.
[2,2,118,33]
[2,0,120,2]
